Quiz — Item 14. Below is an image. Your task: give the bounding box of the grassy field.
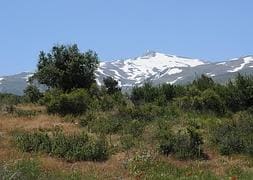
[0,104,253,180]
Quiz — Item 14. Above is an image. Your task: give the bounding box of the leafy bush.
[212,111,253,156]
[124,120,145,138]
[119,103,164,121]
[14,130,109,161]
[23,85,43,103]
[87,115,122,135]
[175,89,225,115]
[0,93,22,113]
[120,134,135,152]
[99,94,115,111]
[201,89,225,115]
[103,76,121,94]
[157,123,205,159]
[44,89,91,115]
[193,74,215,91]
[0,159,41,180]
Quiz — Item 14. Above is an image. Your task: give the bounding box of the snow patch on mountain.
[206,73,216,77]
[227,57,253,72]
[167,77,183,84]
[0,78,4,85]
[23,74,33,82]
[96,52,205,87]
[216,62,226,65]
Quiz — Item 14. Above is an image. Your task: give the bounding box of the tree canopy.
[33,44,99,91]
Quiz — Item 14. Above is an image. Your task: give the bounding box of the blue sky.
[0,0,253,75]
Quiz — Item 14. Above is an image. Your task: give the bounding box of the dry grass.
[0,109,130,178]
[16,103,46,112]
[1,104,253,179]
[0,113,81,134]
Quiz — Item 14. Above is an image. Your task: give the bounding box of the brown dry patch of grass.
[158,148,252,177]
[16,104,46,112]
[0,134,25,163]
[0,114,81,134]
[40,152,130,179]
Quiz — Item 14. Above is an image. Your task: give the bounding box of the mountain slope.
[1,52,253,95]
[96,51,205,87]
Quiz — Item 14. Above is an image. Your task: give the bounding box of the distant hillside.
[1,52,253,95]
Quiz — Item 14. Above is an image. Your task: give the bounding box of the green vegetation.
[14,129,109,162]
[212,111,253,156]
[33,44,99,91]
[1,44,253,179]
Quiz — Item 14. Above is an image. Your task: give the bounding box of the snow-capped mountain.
[96,51,253,88]
[96,51,205,87]
[1,52,253,95]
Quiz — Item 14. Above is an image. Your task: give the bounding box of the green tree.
[23,85,42,103]
[201,89,225,115]
[103,76,121,94]
[193,74,215,91]
[33,44,99,91]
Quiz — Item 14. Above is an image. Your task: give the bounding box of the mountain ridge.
[1,52,253,95]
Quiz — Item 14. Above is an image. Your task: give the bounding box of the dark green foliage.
[15,131,52,153]
[0,159,97,179]
[193,74,215,91]
[13,109,38,117]
[33,44,99,91]
[0,93,22,107]
[87,115,121,135]
[119,103,164,121]
[157,122,204,159]
[14,130,109,161]
[43,89,90,115]
[201,89,225,115]
[176,88,225,115]
[99,94,114,111]
[0,159,41,180]
[23,85,42,103]
[224,74,253,111]
[120,134,135,151]
[124,120,145,138]
[131,83,160,104]
[103,76,121,94]
[160,84,176,101]
[212,111,253,156]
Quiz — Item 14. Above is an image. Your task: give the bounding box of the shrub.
[14,130,109,161]
[103,76,121,94]
[23,85,43,103]
[87,115,122,136]
[212,111,253,156]
[15,131,51,153]
[0,159,41,180]
[120,134,135,152]
[99,94,114,111]
[124,120,145,138]
[201,89,225,115]
[120,104,164,121]
[44,89,90,115]
[175,89,225,115]
[79,111,96,127]
[157,123,205,159]
[193,74,215,91]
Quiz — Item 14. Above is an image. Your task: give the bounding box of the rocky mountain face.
[1,51,253,95]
